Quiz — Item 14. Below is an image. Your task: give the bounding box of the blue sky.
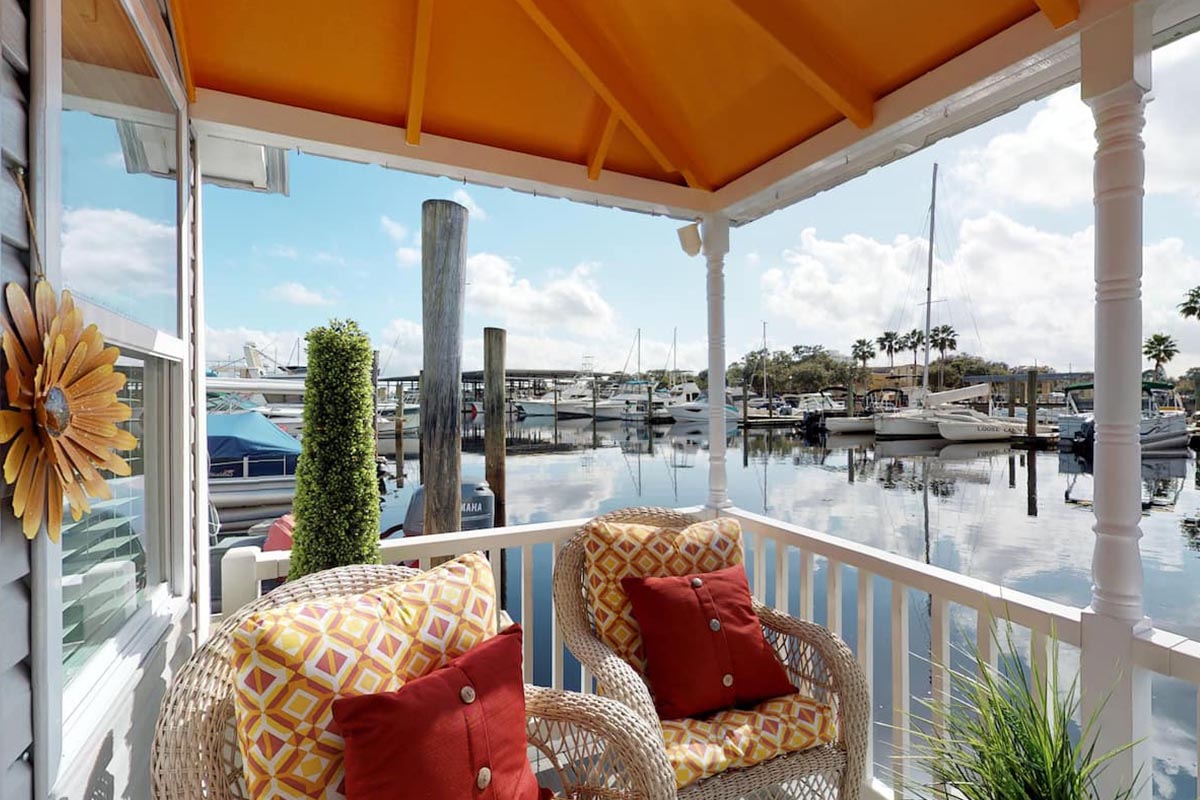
[64,33,1200,379]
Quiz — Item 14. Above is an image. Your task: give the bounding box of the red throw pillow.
[622,565,796,719]
[332,624,552,800]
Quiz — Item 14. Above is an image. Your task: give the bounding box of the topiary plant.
[288,319,380,580]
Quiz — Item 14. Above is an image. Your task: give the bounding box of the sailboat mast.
[637,327,642,377]
[921,163,938,396]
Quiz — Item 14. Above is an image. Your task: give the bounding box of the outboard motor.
[1077,419,1096,453]
[400,481,496,536]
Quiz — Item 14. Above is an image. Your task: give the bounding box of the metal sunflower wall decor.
[0,281,137,541]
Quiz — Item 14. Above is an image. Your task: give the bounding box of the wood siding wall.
[0,0,33,798]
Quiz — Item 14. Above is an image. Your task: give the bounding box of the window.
[61,354,166,681]
[59,0,182,684]
[61,0,180,334]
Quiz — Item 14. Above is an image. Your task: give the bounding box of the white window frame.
[30,0,193,795]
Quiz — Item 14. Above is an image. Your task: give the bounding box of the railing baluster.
[775,539,787,613]
[977,609,996,673]
[489,547,503,604]
[1031,628,1050,710]
[418,556,432,571]
[799,551,814,621]
[826,560,843,637]
[892,583,910,797]
[930,595,950,737]
[581,663,592,695]
[551,540,564,691]
[522,545,534,684]
[753,531,766,601]
[857,569,875,773]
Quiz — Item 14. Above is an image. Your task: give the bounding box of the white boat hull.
[874,414,941,439]
[825,416,874,433]
[518,400,556,417]
[669,402,739,423]
[936,420,1014,442]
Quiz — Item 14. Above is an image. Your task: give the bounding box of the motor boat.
[1058,381,1189,454]
[668,392,739,423]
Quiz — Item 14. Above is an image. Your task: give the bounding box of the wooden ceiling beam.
[513,0,709,190]
[1034,0,1081,29]
[726,0,874,129]
[587,107,619,181]
[405,0,434,146]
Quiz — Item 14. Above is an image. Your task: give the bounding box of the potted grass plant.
[905,624,1139,800]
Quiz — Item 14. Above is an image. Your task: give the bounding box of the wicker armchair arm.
[753,601,870,796]
[525,686,677,800]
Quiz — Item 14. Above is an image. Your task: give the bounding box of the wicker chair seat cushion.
[583,517,744,676]
[661,691,837,788]
[230,552,498,800]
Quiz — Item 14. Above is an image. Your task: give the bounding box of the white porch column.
[1080,6,1152,798]
[703,214,732,509]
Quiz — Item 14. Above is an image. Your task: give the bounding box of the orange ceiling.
[173,0,1060,192]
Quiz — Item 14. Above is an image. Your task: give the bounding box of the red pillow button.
[709,618,721,632]
[460,685,477,704]
[690,577,703,588]
[721,673,734,687]
[477,766,492,790]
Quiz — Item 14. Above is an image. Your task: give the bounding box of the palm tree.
[851,339,875,369]
[930,324,957,389]
[876,331,900,372]
[1143,333,1179,378]
[905,328,925,384]
[1179,287,1200,320]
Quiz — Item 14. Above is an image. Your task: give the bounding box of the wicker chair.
[151,562,678,800]
[553,507,871,800]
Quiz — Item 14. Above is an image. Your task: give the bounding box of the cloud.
[102,151,125,168]
[395,247,420,267]
[380,215,408,242]
[452,189,488,220]
[465,253,614,336]
[206,326,305,366]
[760,213,1200,373]
[951,33,1200,210]
[377,318,424,376]
[268,281,333,306]
[62,207,175,301]
[312,251,345,266]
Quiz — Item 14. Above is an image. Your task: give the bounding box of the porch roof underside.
[172,0,1200,224]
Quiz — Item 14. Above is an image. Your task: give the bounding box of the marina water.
[380,417,1200,798]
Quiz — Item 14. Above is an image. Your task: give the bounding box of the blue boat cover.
[207,411,301,478]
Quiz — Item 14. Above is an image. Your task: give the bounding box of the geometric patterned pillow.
[583,518,743,677]
[231,552,497,800]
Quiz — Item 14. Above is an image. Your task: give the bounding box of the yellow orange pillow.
[231,553,497,800]
[582,517,744,676]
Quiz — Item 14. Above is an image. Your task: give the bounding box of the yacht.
[516,378,596,418]
[620,396,675,424]
[874,384,996,439]
[594,379,660,420]
[669,393,739,423]
[824,389,907,434]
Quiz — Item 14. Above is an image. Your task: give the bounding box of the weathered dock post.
[484,327,506,527]
[1026,369,1037,439]
[421,199,468,540]
[742,376,750,468]
[1008,375,1017,418]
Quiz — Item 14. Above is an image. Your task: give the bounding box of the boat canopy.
[1064,380,1175,393]
[207,411,302,477]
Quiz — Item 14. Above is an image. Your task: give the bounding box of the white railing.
[219,505,1200,797]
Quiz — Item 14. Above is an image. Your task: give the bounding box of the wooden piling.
[591,379,598,447]
[484,327,506,527]
[1008,375,1017,418]
[1026,369,1037,438]
[420,199,468,538]
[742,376,750,468]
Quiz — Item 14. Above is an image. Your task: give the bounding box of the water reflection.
[382,418,1198,798]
